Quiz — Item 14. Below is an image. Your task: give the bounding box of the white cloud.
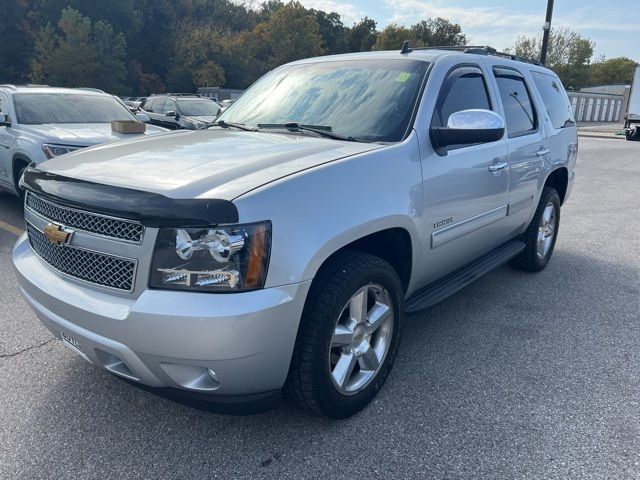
[296,0,361,24]
[381,0,640,56]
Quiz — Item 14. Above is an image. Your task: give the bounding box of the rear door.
[490,65,545,233]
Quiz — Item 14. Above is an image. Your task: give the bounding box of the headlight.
[42,144,84,159]
[149,222,271,292]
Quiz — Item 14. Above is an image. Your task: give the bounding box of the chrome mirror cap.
[447,109,505,130]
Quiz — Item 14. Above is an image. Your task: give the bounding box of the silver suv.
[13,46,577,418]
[0,85,166,196]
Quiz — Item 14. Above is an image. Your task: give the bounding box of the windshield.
[177,99,220,117]
[218,59,428,142]
[14,93,135,125]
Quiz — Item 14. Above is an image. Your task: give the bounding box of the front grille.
[26,223,136,291]
[25,192,144,243]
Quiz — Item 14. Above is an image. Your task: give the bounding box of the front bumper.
[13,234,311,399]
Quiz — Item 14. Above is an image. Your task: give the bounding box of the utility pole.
[540,0,554,65]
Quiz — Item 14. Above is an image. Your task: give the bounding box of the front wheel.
[285,251,404,418]
[510,186,561,272]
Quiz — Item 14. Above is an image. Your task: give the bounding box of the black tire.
[285,250,404,419]
[510,186,561,272]
[14,161,29,200]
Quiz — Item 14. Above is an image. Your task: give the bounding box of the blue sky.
[296,0,640,61]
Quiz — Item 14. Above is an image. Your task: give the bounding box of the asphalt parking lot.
[0,137,638,479]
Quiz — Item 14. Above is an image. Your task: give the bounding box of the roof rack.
[399,43,543,66]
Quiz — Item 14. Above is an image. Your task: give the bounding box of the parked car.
[218,99,236,113]
[0,85,167,197]
[142,94,221,129]
[13,46,577,418]
[124,97,146,109]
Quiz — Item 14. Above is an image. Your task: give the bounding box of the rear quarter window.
[531,72,575,129]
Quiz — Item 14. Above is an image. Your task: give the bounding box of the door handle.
[536,147,551,157]
[488,161,509,173]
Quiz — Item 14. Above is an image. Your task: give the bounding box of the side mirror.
[0,114,11,127]
[431,109,504,153]
[165,111,177,118]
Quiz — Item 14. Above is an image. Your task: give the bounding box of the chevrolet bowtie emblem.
[43,223,73,246]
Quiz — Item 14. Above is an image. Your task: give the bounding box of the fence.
[567,92,624,123]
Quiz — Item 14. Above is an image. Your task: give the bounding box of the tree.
[411,18,467,47]
[373,24,421,51]
[312,10,347,55]
[0,0,32,82]
[588,57,637,86]
[263,2,324,68]
[512,27,595,89]
[30,8,128,93]
[192,61,226,87]
[346,17,378,52]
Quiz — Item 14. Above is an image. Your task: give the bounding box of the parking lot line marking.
[0,220,23,236]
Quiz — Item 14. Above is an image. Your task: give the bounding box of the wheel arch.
[544,167,569,204]
[12,153,32,191]
[310,226,413,294]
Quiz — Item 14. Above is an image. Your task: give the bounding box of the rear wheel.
[510,186,561,272]
[285,251,404,418]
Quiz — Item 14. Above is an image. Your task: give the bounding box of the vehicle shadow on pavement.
[9,249,639,479]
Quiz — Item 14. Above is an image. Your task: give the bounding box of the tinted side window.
[163,99,175,114]
[153,98,167,113]
[494,71,536,137]
[531,72,575,129]
[142,98,155,112]
[432,69,491,127]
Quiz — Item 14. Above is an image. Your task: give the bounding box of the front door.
[419,64,511,285]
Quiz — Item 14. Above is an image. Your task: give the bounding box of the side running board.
[405,240,525,313]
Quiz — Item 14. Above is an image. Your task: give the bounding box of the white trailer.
[624,64,640,128]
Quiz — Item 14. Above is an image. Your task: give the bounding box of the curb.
[577,132,626,140]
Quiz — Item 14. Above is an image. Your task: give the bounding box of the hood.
[38,129,383,200]
[21,123,167,146]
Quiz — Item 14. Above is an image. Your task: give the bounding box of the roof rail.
[400,43,543,66]
[75,87,105,93]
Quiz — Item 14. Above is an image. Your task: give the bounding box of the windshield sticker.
[396,72,411,82]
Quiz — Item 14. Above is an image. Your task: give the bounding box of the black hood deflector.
[21,166,239,227]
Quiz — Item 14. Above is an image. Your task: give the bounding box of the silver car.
[13,47,577,418]
[0,85,166,196]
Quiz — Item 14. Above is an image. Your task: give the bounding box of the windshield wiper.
[257,122,357,142]
[207,120,257,131]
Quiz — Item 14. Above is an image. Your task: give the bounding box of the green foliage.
[30,8,128,93]
[410,18,467,47]
[9,0,474,94]
[346,17,378,52]
[588,57,637,86]
[373,24,422,51]
[512,27,595,88]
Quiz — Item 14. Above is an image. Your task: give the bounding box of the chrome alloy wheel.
[328,283,394,395]
[537,202,557,259]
